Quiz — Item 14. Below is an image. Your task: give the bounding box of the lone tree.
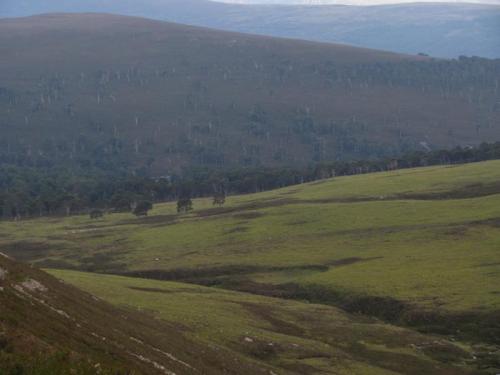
[212,190,226,207]
[133,200,153,217]
[177,197,193,213]
[89,209,104,219]
[110,192,134,213]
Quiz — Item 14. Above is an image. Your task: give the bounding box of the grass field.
[1,160,500,372]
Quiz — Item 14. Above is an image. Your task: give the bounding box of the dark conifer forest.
[2,142,500,219]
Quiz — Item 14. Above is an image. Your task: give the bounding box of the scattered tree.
[177,197,193,214]
[110,192,134,213]
[213,190,226,207]
[89,209,104,219]
[133,200,153,217]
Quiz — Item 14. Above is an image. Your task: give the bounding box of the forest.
[1,142,500,220]
[1,14,499,175]
[2,56,499,172]
[1,16,500,220]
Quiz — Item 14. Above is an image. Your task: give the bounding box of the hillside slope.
[0,14,499,174]
[1,161,499,347]
[0,253,269,374]
[1,160,499,372]
[1,1,499,58]
[49,269,489,374]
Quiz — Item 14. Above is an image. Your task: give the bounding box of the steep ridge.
[0,14,499,174]
[0,252,270,374]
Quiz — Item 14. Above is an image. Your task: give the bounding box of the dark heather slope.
[0,253,270,374]
[0,14,499,174]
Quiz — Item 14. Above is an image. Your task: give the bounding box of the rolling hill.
[0,13,499,175]
[1,1,499,58]
[1,160,499,373]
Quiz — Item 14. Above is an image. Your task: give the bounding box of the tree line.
[1,142,500,220]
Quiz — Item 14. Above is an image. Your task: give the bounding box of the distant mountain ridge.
[1,0,499,58]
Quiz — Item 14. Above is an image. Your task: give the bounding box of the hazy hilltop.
[1,0,500,58]
[0,13,499,175]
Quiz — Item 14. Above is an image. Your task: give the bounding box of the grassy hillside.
[0,253,269,374]
[0,14,499,173]
[1,161,499,306]
[1,160,499,360]
[47,269,491,374]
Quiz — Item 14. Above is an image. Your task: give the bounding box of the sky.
[213,0,500,5]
